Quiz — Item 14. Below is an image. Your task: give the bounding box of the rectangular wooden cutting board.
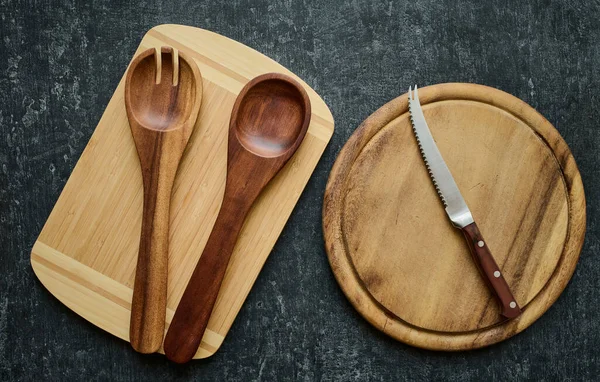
[30,24,334,359]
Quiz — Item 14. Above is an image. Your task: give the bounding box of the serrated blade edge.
[407,85,474,228]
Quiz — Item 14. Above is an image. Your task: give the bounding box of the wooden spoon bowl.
[125,46,202,354]
[235,78,308,157]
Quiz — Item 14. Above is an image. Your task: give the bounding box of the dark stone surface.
[1,0,599,380]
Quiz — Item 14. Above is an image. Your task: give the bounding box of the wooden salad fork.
[125,46,203,353]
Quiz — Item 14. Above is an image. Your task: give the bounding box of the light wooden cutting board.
[31,24,334,359]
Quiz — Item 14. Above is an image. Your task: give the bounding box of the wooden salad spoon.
[163,73,311,363]
[125,46,202,353]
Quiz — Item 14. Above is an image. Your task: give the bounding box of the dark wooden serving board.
[323,83,585,350]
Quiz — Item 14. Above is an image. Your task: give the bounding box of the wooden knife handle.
[163,195,249,363]
[461,222,521,319]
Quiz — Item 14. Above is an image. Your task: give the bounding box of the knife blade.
[407,85,521,319]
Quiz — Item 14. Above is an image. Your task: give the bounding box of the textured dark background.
[1,0,599,380]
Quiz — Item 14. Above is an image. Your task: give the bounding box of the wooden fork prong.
[172,48,179,86]
[154,47,161,84]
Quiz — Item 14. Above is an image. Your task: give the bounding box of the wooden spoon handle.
[461,222,521,319]
[129,136,177,353]
[163,195,251,363]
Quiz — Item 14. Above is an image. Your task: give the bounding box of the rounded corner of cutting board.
[30,240,221,361]
[30,241,131,342]
[30,243,48,287]
[30,242,65,306]
[30,246,91,336]
[190,344,218,360]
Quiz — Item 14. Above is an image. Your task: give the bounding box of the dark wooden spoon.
[163,73,311,363]
[125,46,202,353]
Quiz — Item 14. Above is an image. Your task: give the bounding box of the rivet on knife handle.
[407,85,521,319]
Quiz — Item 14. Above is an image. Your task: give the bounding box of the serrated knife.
[407,85,521,319]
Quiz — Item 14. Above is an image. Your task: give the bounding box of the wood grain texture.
[30,24,334,359]
[125,46,202,353]
[323,83,585,350]
[164,73,311,363]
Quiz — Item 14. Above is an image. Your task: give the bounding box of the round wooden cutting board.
[323,83,586,350]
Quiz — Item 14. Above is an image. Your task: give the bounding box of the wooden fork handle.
[129,133,179,353]
[163,195,251,363]
[461,222,521,319]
